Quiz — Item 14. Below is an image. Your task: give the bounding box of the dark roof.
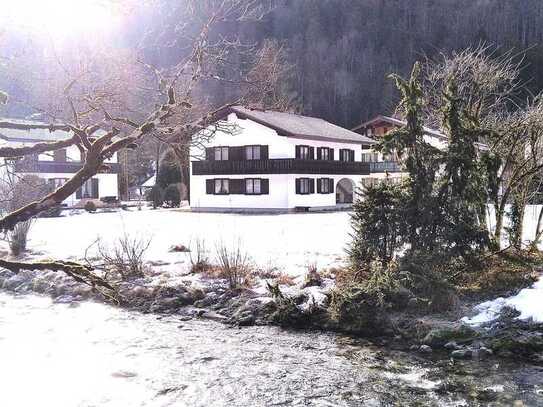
[0,118,72,142]
[221,106,375,145]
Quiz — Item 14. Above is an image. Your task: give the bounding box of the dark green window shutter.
[309,147,315,160]
[295,145,301,159]
[330,148,334,160]
[206,179,214,194]
[350,150,355,161]
[329,178,334,194]
[295,178,301,194]
[205,148,214,161]
[260,145,269,160]
[316,147,322,160]
[231,179,244,194]
[91,179,99,198]
[317,178,322,193]
[261,179,269,194]
[309,178,315,193]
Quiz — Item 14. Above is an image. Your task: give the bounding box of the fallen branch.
[0,258,113,290]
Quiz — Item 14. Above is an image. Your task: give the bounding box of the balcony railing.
[14,160,121,174]
[192,159,371,175]
[369,161,403,173]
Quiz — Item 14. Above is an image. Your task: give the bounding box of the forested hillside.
[258,0,543,127]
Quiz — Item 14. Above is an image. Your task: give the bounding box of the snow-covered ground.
[21,207,350,280]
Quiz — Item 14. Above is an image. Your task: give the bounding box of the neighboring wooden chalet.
[190,106,402,212]
[0,119,120,206]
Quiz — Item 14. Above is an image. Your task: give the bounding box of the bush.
[163,184,181,207]
[84,201,97,213]
[98,233,152,279]
[215,240,252,289]
[7,220,33,256]
[189,238,211,273]
[146,185,163,209]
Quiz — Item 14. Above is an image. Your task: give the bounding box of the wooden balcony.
[14,160,121,174]
[369,161,403,173]
[192,159,371,175]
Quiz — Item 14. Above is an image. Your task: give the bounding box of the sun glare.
[4,0,119,38]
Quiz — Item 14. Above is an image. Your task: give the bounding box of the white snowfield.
[24,208,351,278]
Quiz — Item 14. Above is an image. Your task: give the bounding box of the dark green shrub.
[163,184,181,207]
[146,185,164,209]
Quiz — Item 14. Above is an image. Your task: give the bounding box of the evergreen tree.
[378,63,443,252]
[438,79,490,255]
[348,181,405,267]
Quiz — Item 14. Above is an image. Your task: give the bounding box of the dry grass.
[274,273,296,286]
[455,249,542,298]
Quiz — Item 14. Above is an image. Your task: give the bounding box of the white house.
[189,106,401,212]
[0,119,120,206]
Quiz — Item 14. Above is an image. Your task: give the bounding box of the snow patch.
[462,277,543,326]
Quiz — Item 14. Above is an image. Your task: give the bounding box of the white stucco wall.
[191,113,365,161]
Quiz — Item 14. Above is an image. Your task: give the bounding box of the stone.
[419,345,433,354]
[451,349,472,359]
[422,324,477,348]
[476,346,493,359]
[444,341,462,350]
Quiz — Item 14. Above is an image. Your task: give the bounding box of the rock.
[169,244,190,253]
[444,341,462,350]
[54,295,74,304]
[409,345,419,351]
[422,324,478,348]
[2,274,28,290]
[419,345,433,354]
[473,346,493,359]
[451,349,472,359]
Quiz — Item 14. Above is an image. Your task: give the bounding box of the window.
[340,149,354,162]
[77,178,99,199]
[296,145,312,160]
[245,178,262,194]
[300,178,310,194]
[245,145,261,160]
[214,147,229,161]
[361,152,379,163]
[53,149,67,162]
[296,178,314,194]
[49,178,68,189]
[214,179,229,194]
[317,147,332,160]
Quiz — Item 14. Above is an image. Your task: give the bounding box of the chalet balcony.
[192,159,371,175]
[369,161,403,173]
[14,160,121,174]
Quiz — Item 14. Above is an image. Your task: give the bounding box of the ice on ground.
[462,278,543,326]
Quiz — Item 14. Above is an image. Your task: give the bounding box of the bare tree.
[0,0,284,291]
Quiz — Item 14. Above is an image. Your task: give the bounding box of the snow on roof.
[141,175,156,188]
[0,118,73,142]
[228,106,375,145]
